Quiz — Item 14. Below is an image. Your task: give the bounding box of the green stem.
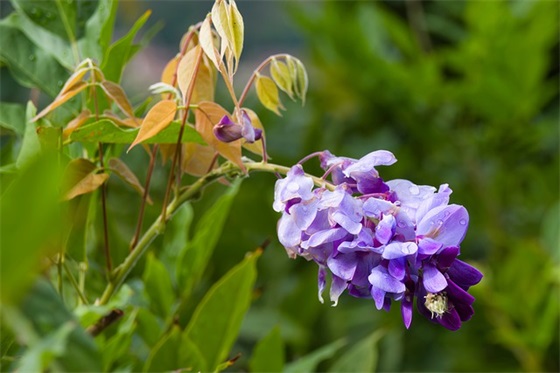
[238,54,291,108]
[62,261,89,305]
[55,0,81,65]
[97,161,333,305]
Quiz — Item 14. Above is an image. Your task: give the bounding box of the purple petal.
[447,259,483,288]
[368,266,406,294]
[213,115,243,142]
[363,198,395,219]
[318,265,327,303]
[343,150,397,177]
[291,199,319,230]
[332,210,362,235]
[437,246,459,270]
[277,213,301,248]
[446,278,475,306]
[382,242,418,260]
[401,294,413,329]
[439,308,461,331]
[415,184,452,222]
[418,238,443,256]
[417,205,469,247]
[305,227,348,248]
[423,264,447,293]
[375,214,395,245]
[327,253,358,281]
[388,258,406,280]
[273,165,315,212]
[330,275,348,306]
[370,286,386,310]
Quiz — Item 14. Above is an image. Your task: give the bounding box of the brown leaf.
[100,81,136,119]
[60,67,89,95]
[102,112,142,128]
[177,45,202,102]
[108,158,152,204]
[191,58,215,104]
[181,143,217,176]
[62,158,108,200]
[195,101,244,170]
[33,82,89,121]
[128,100,177,151]
[63,110,91,138]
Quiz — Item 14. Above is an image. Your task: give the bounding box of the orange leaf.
[102,112,142,128]
[161,55,180,85]
[191,58,215,104]
[33,82,88,121]
[60,67,89,95]
[177,45,202,102]
[100,81,136,119]
[62,158,108,200]
[194,101,243,170]
[128,100,177,151]
[108,158,152,204]
[181,143,217,176]
[63,109,91,138]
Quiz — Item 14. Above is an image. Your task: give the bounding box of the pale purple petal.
[370,286,386,310]
[305,227,348,248]
[375,214,395,244]
[423,264,448,293]
[277,214,301,248]
[343,150,397,177]
[318,265,327,303]
[401,294,413,329]
[382,242,418,260]
[363,198,395,219]
[416,205,469,247]
[418,238,443,256]
[330,275,348,306]
[327,253,358,281]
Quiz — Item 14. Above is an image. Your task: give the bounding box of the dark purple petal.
[446,278,475,306]
[447,259,483,288]
[213,115,243,142]
[356,174,390,194]
[369,266,406,294]
[437,246,460,270]
[423,264,447,293]
[439,308,461,331]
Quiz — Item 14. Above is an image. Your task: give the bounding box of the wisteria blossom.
[273,150,483,330]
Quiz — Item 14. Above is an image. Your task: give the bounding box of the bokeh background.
[2,0,558,371]
[101,0,560,371]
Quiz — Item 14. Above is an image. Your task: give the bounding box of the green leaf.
[10,0,73,41]
[143,253,175,319]
[228,0,244,67]
[0,102,26,135]
[143,325,181,372]
[16,102,41,168]
[68,119,205,145]
[180,250,261,371]
[102,309,137,372]
[161,202,194,282]
[328,330,384,372]
[176,180,241,302]
[79,0,118,62]
[284,338,347,373]
[8,279,102,372]
[249,326,284,373]
[0,16,69,97]
[270,58,294,99]
[4,11,73,69]
[101,10,151,83]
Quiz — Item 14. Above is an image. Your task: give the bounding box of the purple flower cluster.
[273,150,483,330]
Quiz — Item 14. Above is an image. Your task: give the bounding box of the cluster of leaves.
[0,0,342,372]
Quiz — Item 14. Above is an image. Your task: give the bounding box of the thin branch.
[238,54,290,108]
[86,309,124,337]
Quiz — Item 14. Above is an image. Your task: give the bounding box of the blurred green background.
[1,0,558,371]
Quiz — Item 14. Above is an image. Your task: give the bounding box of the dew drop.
[436,219,443,225]
[459,219,467,225]
[28,55,36,61]
[57,80,63,87]
[444,211,450,217]
[394,201,401,206]
[45,12,54,20]
[408,185,420,195]
[397,221,406,228]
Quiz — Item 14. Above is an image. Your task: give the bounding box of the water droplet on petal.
[408,185,420,195]
[444,211,450,217]
[394,201,401,206]
[397,221,406,228]
[436,219,443,225]
[459,219,467,225]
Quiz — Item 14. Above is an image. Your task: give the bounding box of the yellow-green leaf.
[255,75,284,116]
[177,45,202,103]
[128,100,177,151]
[100,81,136,119]
[228,0,244,68]
[294,58,309,104]
[200,16,221,70]
[270,59,294,99]
[195,101,243,170]
[60,67,89,95]
[32,82,88,121]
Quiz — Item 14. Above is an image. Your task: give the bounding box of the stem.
[162,47,204,222]
[57,254,64,300]
[98,143,112,273]
[55,0,81,64]
[62,261,89,305]
[97,161,332,305]
[238,54,291,108]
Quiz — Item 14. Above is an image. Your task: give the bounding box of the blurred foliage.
[1,0,558,372]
